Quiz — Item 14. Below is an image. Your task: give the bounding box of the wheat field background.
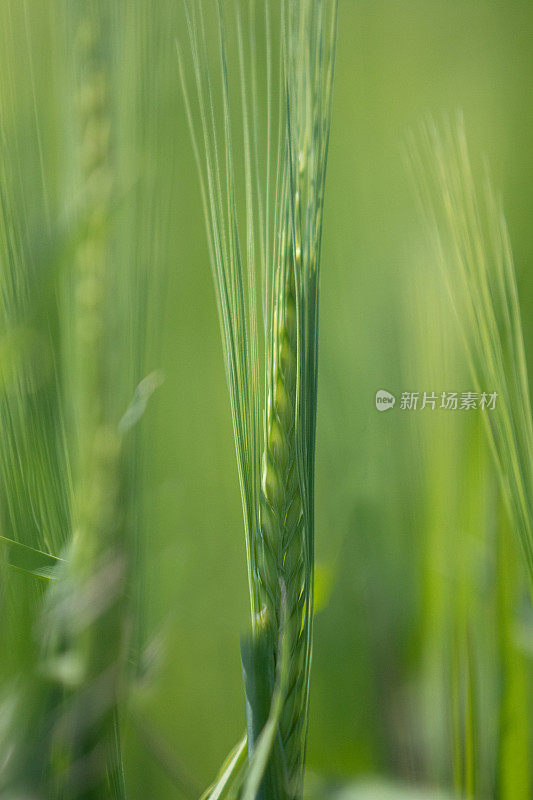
[0,2,532,798]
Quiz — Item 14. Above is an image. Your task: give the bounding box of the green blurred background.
[1,1,533,797]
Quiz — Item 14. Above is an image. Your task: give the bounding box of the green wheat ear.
[179,1,338,797]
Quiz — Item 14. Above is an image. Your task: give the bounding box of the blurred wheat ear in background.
[179,0,338,797]
[408,115,533,800]
[0,1,155,797]
[409,116,533,589]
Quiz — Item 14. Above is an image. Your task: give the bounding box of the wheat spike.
[179,1,338,796]
[259,244,307,791]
